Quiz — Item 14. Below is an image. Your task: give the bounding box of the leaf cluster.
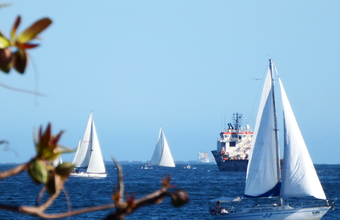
[29,123,74,194]
[0,16,51,73]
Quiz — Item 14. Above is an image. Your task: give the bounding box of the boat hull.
[70,172,107,178]
[212,206,331,220]
[212,150,248,172]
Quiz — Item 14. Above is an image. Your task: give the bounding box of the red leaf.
[16,43,39,49]
[51,131,64,146]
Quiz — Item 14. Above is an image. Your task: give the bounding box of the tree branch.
[0,163,29,180]
[0,202,116,219]
[112,158,124,206]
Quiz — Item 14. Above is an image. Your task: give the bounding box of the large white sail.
[244,67,280,197]
[72,113,93,168]
[158,131,175,167]
[150,127,175,167]
[279,77,326,200]
[86,122,106,173]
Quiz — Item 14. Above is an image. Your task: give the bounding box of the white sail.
[72,113,93,168]
[150,128,163,165]
[86,122,106,173]
[279,77,326,200]
[150,127,175,167]
[72,139,82,165]
[245,68,280,197]
[158,131,175,167]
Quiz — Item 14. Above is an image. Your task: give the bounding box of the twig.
[36,186,46,206]
[0,163,29,180]
[61,187,72,214]
[0,81,44,96]
[0,203,116,219]
[112,158,124,206]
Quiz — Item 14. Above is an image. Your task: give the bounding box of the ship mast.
[269,59,282,205]
[233,112,242,130]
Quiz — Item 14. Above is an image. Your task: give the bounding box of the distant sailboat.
[71,112,107,177]
[150,127,175,167]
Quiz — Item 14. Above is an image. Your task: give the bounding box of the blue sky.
[0,1,339,164]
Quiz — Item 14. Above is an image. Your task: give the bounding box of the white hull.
[70,172,107,178]
[212,204,330,220]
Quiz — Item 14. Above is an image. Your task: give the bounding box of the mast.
[269,59,282,204]
[233,113,242,130]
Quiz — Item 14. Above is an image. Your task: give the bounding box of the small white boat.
[150,127,175,167]
[209,60,335,219]
[184,164,191,169]
[141,162,153,169]
[70,112,107,178]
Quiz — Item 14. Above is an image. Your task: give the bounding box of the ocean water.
[0,163,339,219]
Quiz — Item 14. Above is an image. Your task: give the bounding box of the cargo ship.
[211,113,253,171]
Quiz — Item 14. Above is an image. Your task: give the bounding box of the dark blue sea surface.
[0,163,339,219]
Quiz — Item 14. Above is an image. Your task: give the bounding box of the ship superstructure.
[211,113,253,171]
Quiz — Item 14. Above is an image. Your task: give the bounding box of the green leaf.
[29,159,48,184]
[55,162,75,178]
[11,16,20,41]
[17,18,52,44]
[0,36,10,49]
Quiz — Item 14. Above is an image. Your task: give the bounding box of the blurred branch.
[112,158,124,206]
[0,162,29,180]
[0,201,116,219]
[0,81,44,96]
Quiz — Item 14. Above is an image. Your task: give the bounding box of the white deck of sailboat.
[212,206,331,220]
[209,197,332,220]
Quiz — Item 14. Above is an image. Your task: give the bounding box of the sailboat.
[149,127,175,167]
[208,60,335,219]
[70,112,107,177]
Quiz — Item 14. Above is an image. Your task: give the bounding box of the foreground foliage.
[0,13,189,219]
